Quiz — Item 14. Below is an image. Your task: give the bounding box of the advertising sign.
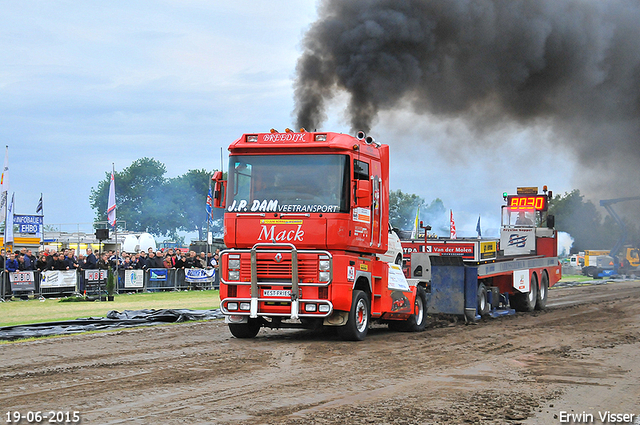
[10,271,36,291]
[14,214,43,234]
[84,269,108,295]
[184,268,215,283]
[41,270,77,288]
[125,270,144,288]
[149,268,168,281]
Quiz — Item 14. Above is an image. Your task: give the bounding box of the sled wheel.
[477,283,490,316]
[536,272,549,310]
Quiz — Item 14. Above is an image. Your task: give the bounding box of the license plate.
[263,289,291,297]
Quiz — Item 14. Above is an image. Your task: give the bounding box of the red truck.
[212,131,561,340]
[212,130,425,340]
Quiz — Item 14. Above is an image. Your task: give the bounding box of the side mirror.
[547,214,555,229]
[355,180,371,207]
[212,172,226,208]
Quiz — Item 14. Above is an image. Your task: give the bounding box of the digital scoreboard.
[506,195,548,211]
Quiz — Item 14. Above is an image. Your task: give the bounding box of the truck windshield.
[226,154,350,214]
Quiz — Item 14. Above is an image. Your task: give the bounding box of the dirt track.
[2,280,640,425]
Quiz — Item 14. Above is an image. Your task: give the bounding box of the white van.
[377,225,403,265]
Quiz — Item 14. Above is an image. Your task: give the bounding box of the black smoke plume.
[294,0,640,174]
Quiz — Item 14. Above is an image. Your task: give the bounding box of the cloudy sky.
[0,1,593,239]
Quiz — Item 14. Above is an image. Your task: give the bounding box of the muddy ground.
[2,280,640,425]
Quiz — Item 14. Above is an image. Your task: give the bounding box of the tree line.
[90,158,222,241]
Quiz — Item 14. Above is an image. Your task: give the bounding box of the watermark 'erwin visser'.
[559,411,635,423]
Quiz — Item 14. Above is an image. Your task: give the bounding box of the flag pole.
[206,176,211,262]
[39,193,44,252]
[2,146,8,252]
[113,163,118,289]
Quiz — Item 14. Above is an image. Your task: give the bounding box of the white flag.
[5,193,14,244]
[0,146,8,223]
[107,171,116,227]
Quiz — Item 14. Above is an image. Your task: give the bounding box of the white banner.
[125,269,144,288]
[41,270,77,288]
[387,264,411,292]
[185,268,215,283]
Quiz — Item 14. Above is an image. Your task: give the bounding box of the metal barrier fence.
[0,268,219,300]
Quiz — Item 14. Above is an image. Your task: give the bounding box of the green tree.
[549,189,640,254]
[389,190,425,230]
[549,190,604,252]
[90,158,221,238]
[168,169,212,240]
[90,158,177,235]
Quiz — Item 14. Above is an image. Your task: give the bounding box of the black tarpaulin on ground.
[0,309,224,341]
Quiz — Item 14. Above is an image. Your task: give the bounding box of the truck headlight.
[319,260,330,271]
[227,302,238,310]
[228,259,240,269]
[239,302,251,311]
[319,271,330,282]
[228,270,240,281]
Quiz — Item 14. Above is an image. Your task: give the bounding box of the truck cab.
[213,130,422,340]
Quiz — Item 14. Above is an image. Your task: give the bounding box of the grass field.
[0,290,220,328]
[558,273,593,283]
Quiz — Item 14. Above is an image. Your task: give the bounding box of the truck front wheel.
[228,319,261,339]
[337,290,370,341]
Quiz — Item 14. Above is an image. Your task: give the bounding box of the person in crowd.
[19,248,32,270]
[52,253,67,270]
[130,253,139,269]
[174,251,185,269]
[77,253,86,269]
[0,248,5,271]
[136,251,149,269]
[198,252,207,268]
[36,253,48,271]
[27,250,36,268]
[208,252,217,268]
[184,251,198,268]
[213,253,220,288]
[147,251,156,268]
[46,250,55,270]
[97,253,110,270]
[5,252,19,272]
[122,256,133,269]
[64,251,78,270]
[164,251,175,268]
[154,251,165,268]
[16,253,26,271]
[85,248,97,269]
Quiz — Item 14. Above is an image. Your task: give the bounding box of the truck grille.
[241,256,319,282]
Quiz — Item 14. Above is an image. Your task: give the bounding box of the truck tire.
[477,283,490,316]
[536,272,549,310]
[388,286,428,332]
[511,273,538,312]
[395,254,403,265]
[337,290,370,341]
[228,319,261,339]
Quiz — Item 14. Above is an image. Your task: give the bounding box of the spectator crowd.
[1,247,220,274]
